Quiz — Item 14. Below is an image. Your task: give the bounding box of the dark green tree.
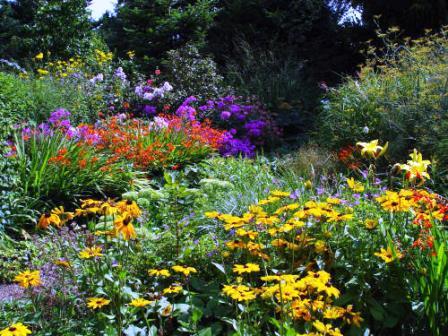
[0,0,93,62]
[99,0,217,70]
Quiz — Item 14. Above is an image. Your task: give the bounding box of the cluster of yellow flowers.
[38,198,141,241]
[95,49,113,64]
[206,190,362,333]
[34,52,85,79]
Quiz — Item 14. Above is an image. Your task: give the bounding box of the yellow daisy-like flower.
[37,212,61,230]
[87,297,111,310]
[171,265,197,276]
[35,52,44,60]
[148,269,171,277]
[114,212,137,240]
[50,206,74,226]
[232,263,260,275]
[0,322,32,336]
[117,200,141,218]
[374,246,403,263]
[204,211,220,218]
[313,320,342,336]
[129,298,153,307]
[79,245,103,259]
[222,284,257,302]
[163,284,183,295]
[14,270,41,288]
[365,219,378,230]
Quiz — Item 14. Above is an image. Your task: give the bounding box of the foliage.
[162,44,228,105]
[99,0,217,71]
[0,0,93,62]
[318,29,448,188]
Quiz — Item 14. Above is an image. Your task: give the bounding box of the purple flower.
[220,111,231,120]
[143,105,157,116]
[89,73,104,84]
[244,120,265,138]
[219,132,255,158]
[48,108,71,126]
[290,189,300,199]
[113,67,127,81]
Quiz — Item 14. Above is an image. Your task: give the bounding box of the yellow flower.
[343,305,364,327]
[163,284,183,295]
[304,180,313,189]
[399,149,431,184]
[270,190,290,197]
[114,212,137,240]
[117,200,141,218]
[313,320,342,335]
[356,139,388,158]
[148,269,171,277]
[232,263,260,275]
[126,50,135,59]
[0,322,32,336]
[374,246,403,263]
[314,240,327,253]
[50,206,74,226]
[365,219,378,230]
[376,191,411,212]
[222,285,257,302]
[79,245,103,259]
[204,211,220,218]
[37,68,49,76]
[37,212,61,229]
[129,298,153,307]
[172,265,197,276]
[14,270,41,288]
[54,259,71,268]
[346,177,364,192]
[323,306,345,319]
[87,297,111,309]
[35,52,44,60]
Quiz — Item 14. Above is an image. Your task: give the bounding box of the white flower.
[143,92,154,101]
[162,81,173,92]
[362,126,370,134]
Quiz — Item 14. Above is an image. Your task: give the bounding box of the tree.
[347,0,448,37]
[0,0,93,62]
[99,0,217,71]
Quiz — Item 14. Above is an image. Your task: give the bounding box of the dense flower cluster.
[206,190,363,333]
[199,96,280,157]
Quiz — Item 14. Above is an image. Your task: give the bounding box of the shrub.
[162,44,228,105]
[318,29,448,179]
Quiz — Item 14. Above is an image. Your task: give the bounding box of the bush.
[318,29,448,178]
[162,44,228,105]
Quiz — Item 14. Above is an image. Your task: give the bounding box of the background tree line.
[1,0,447,137]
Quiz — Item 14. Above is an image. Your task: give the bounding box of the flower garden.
[1,13,448,336]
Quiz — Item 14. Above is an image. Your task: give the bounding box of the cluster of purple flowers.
[134,81,173,117]
[176,96,197,121]
[199,95,279,157]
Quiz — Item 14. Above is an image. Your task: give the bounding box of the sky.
[89,0,117,20]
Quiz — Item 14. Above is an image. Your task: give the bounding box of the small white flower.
[362,126,370,134]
